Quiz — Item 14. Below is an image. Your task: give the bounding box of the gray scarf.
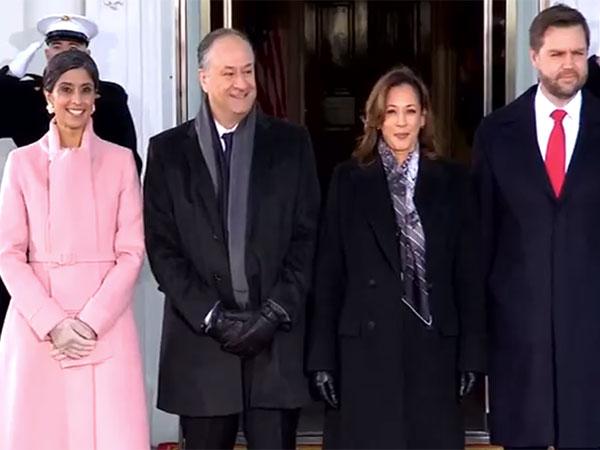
[194,94,256,309]
[378,138,432,326]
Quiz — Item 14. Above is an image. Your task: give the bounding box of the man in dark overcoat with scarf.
[474,5,600,449]
[144,28,320,450]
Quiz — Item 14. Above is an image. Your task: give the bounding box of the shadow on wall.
[88,31,120,76]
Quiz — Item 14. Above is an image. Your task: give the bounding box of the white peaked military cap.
[37,14,98,45]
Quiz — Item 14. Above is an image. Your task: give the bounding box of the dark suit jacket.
[474,85,600,447]
[306,155,485,448]
[144,113,320,416]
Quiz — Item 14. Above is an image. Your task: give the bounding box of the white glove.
[7,40,44,78]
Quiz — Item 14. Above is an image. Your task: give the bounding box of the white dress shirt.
[534,85,581,172]
[214,120,238,152]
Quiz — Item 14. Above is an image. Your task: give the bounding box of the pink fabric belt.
[28,251,116,266]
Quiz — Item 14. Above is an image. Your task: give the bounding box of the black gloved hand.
[221,300,287,358]
[312,370,339,409]
[203,301,249,345]
[459,371,478,398]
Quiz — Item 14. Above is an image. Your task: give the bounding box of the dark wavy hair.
[43,49,100,93]
[353,65,438,165]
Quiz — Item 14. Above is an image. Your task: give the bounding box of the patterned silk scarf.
[378,139,432,326]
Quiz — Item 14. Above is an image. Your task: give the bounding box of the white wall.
[556,0,600,54]
[0,0,179,445]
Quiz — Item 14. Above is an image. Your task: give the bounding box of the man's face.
[530,25,588,101]
[45,39,88,61]
[198,35,256,126]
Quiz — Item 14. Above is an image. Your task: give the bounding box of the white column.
[23,0,85,27]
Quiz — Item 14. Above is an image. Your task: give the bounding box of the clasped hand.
[204,301,285,358]
[48,318,97,361]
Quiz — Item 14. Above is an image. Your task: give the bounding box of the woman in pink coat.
[0,50,149,449]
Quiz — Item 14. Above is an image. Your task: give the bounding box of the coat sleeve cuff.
[78,302,111,337]
[28,301,68,341]
[265,298,292,331]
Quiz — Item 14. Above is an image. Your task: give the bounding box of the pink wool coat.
[0,120,149,449]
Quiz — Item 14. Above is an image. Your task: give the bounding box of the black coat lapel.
[498,87,557,202]
[354,157,401,275]
[560,90,600,202]
[183,123,223,236]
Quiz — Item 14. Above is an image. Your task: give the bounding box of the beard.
[538,68,587,100]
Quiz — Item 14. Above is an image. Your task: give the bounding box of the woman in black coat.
[306,66,486,449]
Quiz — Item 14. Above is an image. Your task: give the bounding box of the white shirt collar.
[214,120,238,137]
[534,84,582,123]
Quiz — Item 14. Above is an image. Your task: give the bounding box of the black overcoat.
[144,114,320,416]
[473,85,600,447]
[307,155,485,449]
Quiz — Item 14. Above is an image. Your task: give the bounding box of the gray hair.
[196,28,254,69]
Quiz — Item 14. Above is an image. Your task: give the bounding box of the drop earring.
[46,103,55,115]
[91,104,96,114]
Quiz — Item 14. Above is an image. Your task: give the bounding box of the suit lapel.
[522,103,557,201]
[499,87,557,202]
[354,157,401,275]
[183,123,223,236]
[560,91,600,202]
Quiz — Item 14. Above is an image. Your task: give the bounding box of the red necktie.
[545,109,567,197]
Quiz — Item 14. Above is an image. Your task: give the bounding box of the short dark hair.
[196,28,253,69]
[529,4,590,52]
[43,49,100,92]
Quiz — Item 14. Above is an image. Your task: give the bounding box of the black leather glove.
[459,371,478,398]
[221,299,288,358]
[312,370,339,409]
[202,301,249,345]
